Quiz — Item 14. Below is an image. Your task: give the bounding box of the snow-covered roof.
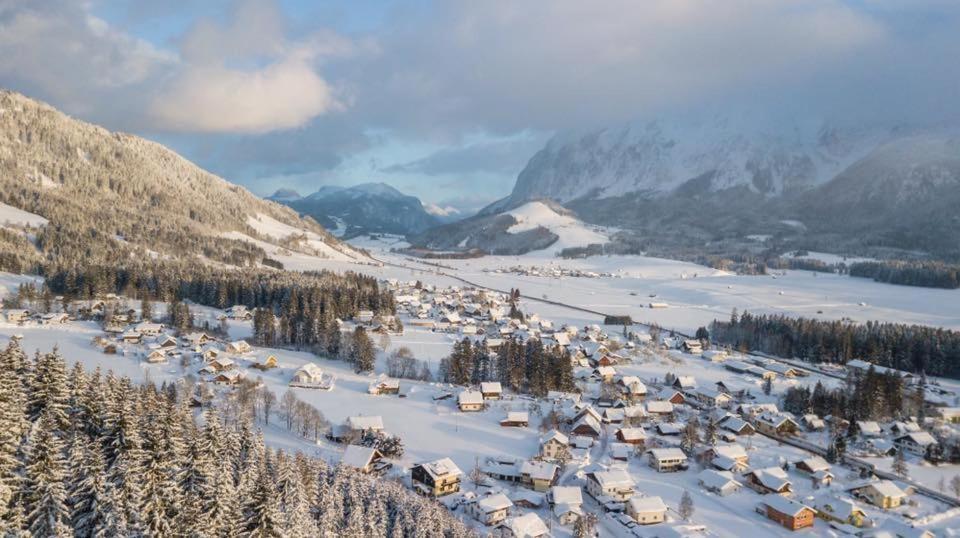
[458,390,484,405]
[589,469,634,489]
[542,430,569,446]
[646,400,674,414]
[550,486,583,506]
[417,457,463,479]
[504,411,529,423]
[895,431,937,446]
[853,480,907,499]
[521,460,558,481]
[341,445,379,469]
[697,469,740,491]
[628,496,667,514]
[480,381,502,393]
[616,427,646,441]
[477,493,513,513]
[347,415,384,431]
[648,448,687,461]
[763,496,812,517]
[501,513,548,538]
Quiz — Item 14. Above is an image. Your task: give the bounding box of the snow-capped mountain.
[505,116,891,207]
[277,182,442,237]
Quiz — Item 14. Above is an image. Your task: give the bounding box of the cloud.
[382,134,547,176]
[149,0,352,133]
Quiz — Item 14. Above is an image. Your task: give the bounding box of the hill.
[0,89,360,271]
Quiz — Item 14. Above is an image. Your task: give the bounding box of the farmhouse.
[570,412,602,438]
[894,431,938,456]
[647,448,688,472]
[467,493,512,526]
[501,412,530,427]
[585,469,635,502]
[759,496,816,531]
[458,390,485,412]
[540,430,570,460]
[368,377,400,395]
[615,427,646,446]
[121,331,142,344]
[225,305,252,320]
[340,445,390,474]
[626,496,667,525]
[411,458,462,497]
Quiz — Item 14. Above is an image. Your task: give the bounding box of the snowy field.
[0,201,47,228]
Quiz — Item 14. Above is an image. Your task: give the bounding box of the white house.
[585,469,635,502]
[647,448,688,472]
[468,493,513,526]
[697,469,741,496]
[626,496,667,525]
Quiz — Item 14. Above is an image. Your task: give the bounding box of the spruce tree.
[22,409,70,537]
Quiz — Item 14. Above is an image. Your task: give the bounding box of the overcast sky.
[1,0,957,211]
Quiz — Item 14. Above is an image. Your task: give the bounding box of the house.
[646,400,675,416]
[145,350,167,364]
[458,390,485,412]
[121,331,142,344]
[626,496,667,525]
[509,490,544,509]
[743,467,792,495]
[501,412,530,427]
[593,366,617,382]
[347,415,384,433]
[225,305,252,320]
[754,413,800,437]
[610,443,632,461]
[647,448,688,472]
[135,322,164,336]
[801,414,826,431]
[672,376,697,391]
[183,332,211,346]
[214,370,245,385]
[659,389,686,405]
[520,461,559,492]
[570,413,602,438]
[498,512,549,538]
[340,445,390,474]
[290,363,325,385]
[368,377,400,395]
[617,376,648,401]
[719,416,756,436]
[692,387,732,408]
[793,456,833,487]
[759,496,816,531]
[615,427,646,446]
[225,340,252,354]
[655,422,683,436]
[849,480,908,509]
[540,430,570,460]
[548,486,583,525]
[701,444,749,472]
[3,309,31,324]
[252,355,278,370]
[601,408,625,425]
[411,458,462,497]
[468,493,513,526]
[585,469,634,501]
[894,431,938,456]
[481,381,503,400]
[857,420,883,437]
[697,469,741,496]
[203,357,236,373]
[812,495,868,527]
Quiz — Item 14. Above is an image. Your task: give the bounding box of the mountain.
[485,117,960,260]
[267,188,303,202]
[281,182,441,237]
[0,89,360,269]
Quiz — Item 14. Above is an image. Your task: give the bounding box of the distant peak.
[268,188,302,201]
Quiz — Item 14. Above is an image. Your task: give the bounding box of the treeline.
[849,260,960,289]
[439,338,575,397]
[711,311,960,378]
[781,371,912,422]
[0,340,472,537]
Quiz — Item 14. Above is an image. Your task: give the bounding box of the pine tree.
[70,440,110,538]
[242,457,282,537]
[22,409,70,537]
[678,490,694,521]
[351,327,376,373]
[892,449,909,478]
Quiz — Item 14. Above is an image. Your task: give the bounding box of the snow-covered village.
[3,2,960,537]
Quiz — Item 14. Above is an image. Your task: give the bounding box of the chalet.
[411,458,462,497]
[697,469,741,496]
[255,355,278,370]
[767,363,804,378]
[793,456,833,487]
[226,340,252,354]
[135,322,164,336]
[548,486,583,526]
[615,427,646,446]
[157,335,179,349]
[3,309,30,324]
[480,381,503,399]
[102,343,117,355]
[482,458,522,483]
[759,496,815,531]
[849,480,908,509]
[682,340,703,354]
[601,408,625,424]
[626,496,667,525]
[894,431,938,456]
[520,461,559,492]
[647,448,688,472]
[340,445,390,474]
[290,364,325,385]
[498,513,549,538]
[458,390,485,412]
[646,400,674,416]
[467,493,512,526]
[691,387,732,408]
[368,377,400,395]
[501,412,530,428]
[570,414,602,438]
[615,376,647,402]
[743,467,792,495]
[510,490,544,509]
[658,389,686,405]
[593,366,617,382]
[857,420,882,437]
[214,370,245,385]
[702,349,728,362]
[204,357,236,373]
[701,444,749,472]
[121,331,142,344]
[585,469,635,502]
[754,413,800,437]
[540,430,570,460]
[656,422,683,436]
[610,443,632,461]
[812,495,868,527]
[888,420,922,436]
[183,332,211,346]
[719,416,756,436]
[672,376,696,391]
[145,350,167,364]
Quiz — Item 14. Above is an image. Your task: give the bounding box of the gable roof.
[416,457,463,479]
[628,496,667,514]
[341,445,380,469]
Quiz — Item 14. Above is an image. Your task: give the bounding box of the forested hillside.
[0,89,352,270]
[0,340,473,537]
